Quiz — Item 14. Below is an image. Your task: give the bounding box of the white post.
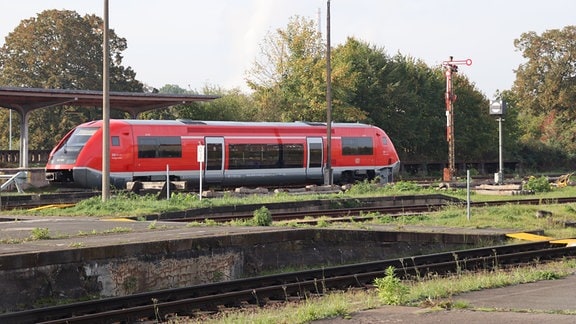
[166,164,170,200]
[466,170,471,221]
[199,161,203,201]
[197,144,205,201]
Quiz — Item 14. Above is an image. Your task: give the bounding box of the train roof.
[90,119,377,129]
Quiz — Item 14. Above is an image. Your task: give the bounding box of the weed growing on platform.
[30,227,50,240]
[374,266,409,305]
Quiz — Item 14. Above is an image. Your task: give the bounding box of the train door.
[204,137,224,184]
[306,137,323,181]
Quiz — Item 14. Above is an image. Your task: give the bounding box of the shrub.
[523,176,551,193]
[253,206,273,226]
[373,266,409,305]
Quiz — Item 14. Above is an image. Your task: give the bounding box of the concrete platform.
[0,216,511,255]
[315,273,576,323]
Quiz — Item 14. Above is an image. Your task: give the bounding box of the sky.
[0,1,574,98]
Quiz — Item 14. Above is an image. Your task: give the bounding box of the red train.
[45,119,400,189]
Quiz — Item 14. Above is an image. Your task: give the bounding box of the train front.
[376,127,401,182]
[45,121,102,188]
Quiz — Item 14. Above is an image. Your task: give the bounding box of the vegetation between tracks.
[185,259,576,323]
[4,180,576,241]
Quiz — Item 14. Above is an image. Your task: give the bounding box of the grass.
[7,180,576,218]
[183,259,576,323]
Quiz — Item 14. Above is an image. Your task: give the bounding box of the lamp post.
[490,100,506,184]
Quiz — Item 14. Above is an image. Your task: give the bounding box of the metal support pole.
[324,0,333,185]
[442,57,472,182]
[498,117,504,184]
[9,110,12,150]
[102,0,110,201]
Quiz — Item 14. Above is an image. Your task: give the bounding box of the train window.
[342,137,373,156]
[309,143,322,168]
[228,143,303,169]
[66,127,98,146]
[206,143,222,170]
[282,144,304,168]
[112,136,120,146]
[137,136,182,158]
[382,137,388,145]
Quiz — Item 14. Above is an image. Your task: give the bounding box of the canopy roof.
[0,86,220,168]
[0,86,220,117]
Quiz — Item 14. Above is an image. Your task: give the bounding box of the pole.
[166,164,170,200]
[198,143,204,201]
[324,0,333,186]
[466,169,471,221]
[442,57,472,182]
[8,110,12,150]
[102,0,110,201]
[199,160,203,201]
[444,61,456,181]
[498,117,503,184]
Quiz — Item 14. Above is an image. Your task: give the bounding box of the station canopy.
[0,86,220,168]
[0,86,220,118]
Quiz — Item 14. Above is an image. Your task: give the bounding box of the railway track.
[158,196,576,223]
[1,241,574,323]
[0,191,99,210]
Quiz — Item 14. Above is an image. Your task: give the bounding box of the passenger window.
[112,136,120,146]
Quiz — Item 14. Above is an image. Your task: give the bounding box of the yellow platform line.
[507,232,576,247]
[101,218,136,222]
[506,232,553,241]
[28,204,76,211]
[550,238,576,247]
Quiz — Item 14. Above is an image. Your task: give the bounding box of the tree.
[0,9,143,149]
[246,16,327,122]
[512,26,576,154]
[140,84,257,122]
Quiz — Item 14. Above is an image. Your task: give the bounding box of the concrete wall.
[0,228,505,312]
[0,168,49,191]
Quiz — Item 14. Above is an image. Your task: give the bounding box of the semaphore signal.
[443,56,472,182]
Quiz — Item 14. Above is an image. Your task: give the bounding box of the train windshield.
[65,127,99,147]
[48,127,98,165]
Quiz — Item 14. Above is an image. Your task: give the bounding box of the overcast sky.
[0,1,574,98]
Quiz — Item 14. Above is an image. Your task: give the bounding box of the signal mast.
[443,56,472,182]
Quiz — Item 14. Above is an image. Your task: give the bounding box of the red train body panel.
[45,119,400,189]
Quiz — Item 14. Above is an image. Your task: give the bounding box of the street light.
[489,100,506,185]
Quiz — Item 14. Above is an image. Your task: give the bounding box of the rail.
[2,241,574,323]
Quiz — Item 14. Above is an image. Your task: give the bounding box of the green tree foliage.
[0,9,143,149]
[141,84,257,122]
[246,16,327,122]
[512,26,576,154]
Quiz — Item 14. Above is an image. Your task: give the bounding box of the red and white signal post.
[443,56,472,182]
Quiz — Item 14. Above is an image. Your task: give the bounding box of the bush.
[373,266,409,305]
[523,176,551,193]
[253,206,273,226]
